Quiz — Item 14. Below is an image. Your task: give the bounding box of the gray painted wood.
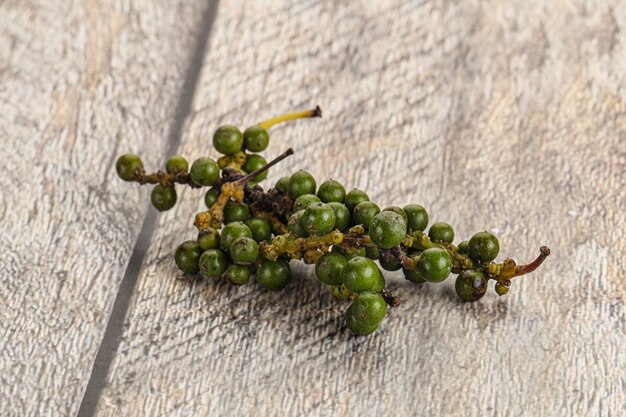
[2,0,624,416]
[92,1,626,416]
[0,1,208,415]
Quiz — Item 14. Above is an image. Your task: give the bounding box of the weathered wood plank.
[95,0,624,416]
[0,1,208,415]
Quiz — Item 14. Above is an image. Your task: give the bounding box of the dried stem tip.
[258,106,322,130]
[513,246,551,278]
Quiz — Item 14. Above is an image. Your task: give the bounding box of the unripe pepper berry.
[403,204,429,232]
[344,188,369,212]
[455,270,488,301]
[220,222,252,252]
[165,155,188,174]
[190,157,219,186]
[417,247,452,283]
[213,125,243,155]
[224,264,250,285]
[242,154,269,181]
[288,170,316,199]
[197,227,220,250]
[300,203,336,236]
[151,185,177,211]
[229,237,259,265]
[468,231,500,262]
[199,249,227,278]
[116,153,143,181]
[293,194,321,211]
[353,201,380,229]
[317,179,346,203]
[428,222,454,244]
[175,240,203,274]
[369,211,407,249]
[258,259,292,290]
[315,252,348,285]
[327,202,350,231]
[342,256,382,293]
[245,217,272,243]
[345,292,387,335]
[243,125,270,152]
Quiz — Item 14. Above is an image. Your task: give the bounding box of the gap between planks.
[76,1,220,415]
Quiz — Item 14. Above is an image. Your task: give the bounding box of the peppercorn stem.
[381,288,401,307]
[511,246,551,278]
[258,106,322,130]
[136,170,201,188]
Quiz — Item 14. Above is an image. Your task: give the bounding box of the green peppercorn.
[379,255,401,271]
[257,259,292,290]
[328,202,350,231]
[224,264,250,285]
[293,194,321,211]
[197,227,220,250]
[342,256,382,293]
[353,201,381,229]
[371,273,385,293]
[344,188,369,212]
[403,268,426,283]
[457,240,469,255]
[151,185,177,211]
[199,249,228,278]
[369,211,407,249]
[243,125,270,152]
[229,236,259,265]
[428,222,454,243]
[242,154,268,181]
[495,279,511,296]
[190,157,219,186]
[213,125,243,155]
[317,179,346,203]
[330,284,351,300]
[175,240,203,274]
[315,252,348,285]
[383,206,408,224]
[288,210,309,237]
[365,245,380,260]
[245,217,272,243]
[220,221,252,252]
[165,155,189,174]
[300,202,336,236]
[223,201,250,223]
[345,292,387,335]
[275,176,290,194]
[115,153,143,181]
[403,204,429,232]
[455,270,488,302]
[468,231,500,262]
[288,170,317,199]
[204,187,219,208]
[417,247,452,283]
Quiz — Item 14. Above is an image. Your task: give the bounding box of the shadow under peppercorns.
[177,265,513,342]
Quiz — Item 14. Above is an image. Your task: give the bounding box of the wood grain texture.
[93,0,625,416]
[2,0,624,415]
[0,1,208,415]
[90,1,625,416]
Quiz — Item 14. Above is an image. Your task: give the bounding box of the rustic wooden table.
[1,1,624,416]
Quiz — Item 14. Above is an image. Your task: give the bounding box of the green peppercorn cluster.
[116,107,549,336]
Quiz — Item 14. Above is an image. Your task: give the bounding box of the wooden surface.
[0,0,210,415]
[1,1,625,416]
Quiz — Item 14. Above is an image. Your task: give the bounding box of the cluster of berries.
[116,108,549,335]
